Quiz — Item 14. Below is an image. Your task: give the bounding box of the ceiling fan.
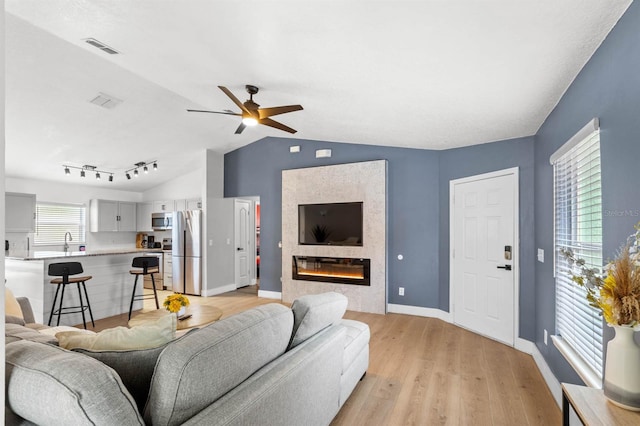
[187,85,303,134]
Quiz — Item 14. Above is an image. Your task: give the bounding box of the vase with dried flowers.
[163,292,190,318]
[561,222,640,410]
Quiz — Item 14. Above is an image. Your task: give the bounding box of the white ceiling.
[4,0,632,192]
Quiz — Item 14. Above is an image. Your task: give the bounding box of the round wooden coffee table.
[129,304,223,331]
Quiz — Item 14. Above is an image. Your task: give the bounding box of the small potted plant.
[163,292,190,317]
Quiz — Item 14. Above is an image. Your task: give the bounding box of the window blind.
[35,202,86,245]
[553,129,603,379]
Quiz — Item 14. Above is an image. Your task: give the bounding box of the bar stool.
[128,256,160,320]
[48,262,95,329]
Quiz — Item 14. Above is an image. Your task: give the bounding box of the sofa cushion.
[145,303,293,426]
[340,319,370,372]
[289,292,348,349]
[56,314,176,350]
[5,323,58,345]
[5,340,144,425]
[71,329,197,413]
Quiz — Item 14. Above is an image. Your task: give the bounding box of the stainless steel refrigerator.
[172,210,202,295]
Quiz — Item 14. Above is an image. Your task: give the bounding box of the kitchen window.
[34,202,86,246]
[551,118,603,387]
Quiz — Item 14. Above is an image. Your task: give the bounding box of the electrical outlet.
[399,287,404,296]
[544,329,548,345]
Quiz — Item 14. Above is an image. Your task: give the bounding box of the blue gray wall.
[225,139,440,307]
[439,137,535,340]
[225,135,535,340]
[534,2,640,384]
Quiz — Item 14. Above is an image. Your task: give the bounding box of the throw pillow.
[56,313,176,350]
[5,287,23,319]
[289,292,348,349]
[38,326,95,338]
[5,340,144,425]
[72,329,197,413]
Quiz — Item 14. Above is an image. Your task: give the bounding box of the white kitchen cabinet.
[90,199,137,232]
[153,200,175,213]
[5,192,36,232]
[186,198,202,210]
[136,202,154,232]
[163,254,173,290]
[174,199,187,211]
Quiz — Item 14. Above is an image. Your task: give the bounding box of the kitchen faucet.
[64,232,72,252]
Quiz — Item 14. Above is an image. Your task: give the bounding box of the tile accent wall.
[282,160,387,313]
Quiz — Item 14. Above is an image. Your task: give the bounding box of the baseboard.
[387,303,452,323]
[530,342,562,407]
[258,290,282,300]
[201,284,237,297]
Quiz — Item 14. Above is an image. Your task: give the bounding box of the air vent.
[83,38,120,55]
[90,92,123,109]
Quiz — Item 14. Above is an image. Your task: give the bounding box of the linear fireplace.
[292,256,370,286]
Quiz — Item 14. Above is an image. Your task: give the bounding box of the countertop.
[5,248,164,261]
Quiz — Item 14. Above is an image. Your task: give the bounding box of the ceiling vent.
[83,38,120,55]
[90,92,123,109]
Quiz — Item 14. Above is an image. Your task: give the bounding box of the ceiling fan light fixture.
[242,116,258,127]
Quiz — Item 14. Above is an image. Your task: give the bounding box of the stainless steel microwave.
[151,212,173,230]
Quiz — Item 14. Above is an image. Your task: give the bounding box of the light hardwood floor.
[83,287,561,425]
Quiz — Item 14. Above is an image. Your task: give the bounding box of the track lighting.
[63,164,113,182]
[124,160,158,182]
[62,160,158,183]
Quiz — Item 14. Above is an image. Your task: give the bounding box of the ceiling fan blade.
[259,117,297,134]
[258,105,304,119]
[235,122,247,134]
[187,109,241,116]
[218,86,251,115]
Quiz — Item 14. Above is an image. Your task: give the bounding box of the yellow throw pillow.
[56,314,176,350]
[5,287,23,319]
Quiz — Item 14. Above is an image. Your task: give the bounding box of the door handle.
[237,247,243,251]
[497,265,512,271]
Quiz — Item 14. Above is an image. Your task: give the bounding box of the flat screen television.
[298,202,363,246]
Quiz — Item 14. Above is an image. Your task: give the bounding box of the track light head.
[153,162,158,171]
[109,174,114,182]
[80,170,85,178]
[64,167,70,176]
[126,173,131,180]
[144,165,148,174]
[96,172,101,180]
[134,169,139,177]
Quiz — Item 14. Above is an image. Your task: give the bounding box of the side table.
[562,383,640,425]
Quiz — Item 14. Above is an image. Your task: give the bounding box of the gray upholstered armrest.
[16,297,36,324]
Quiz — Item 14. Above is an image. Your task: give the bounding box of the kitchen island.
[5,248,164,327]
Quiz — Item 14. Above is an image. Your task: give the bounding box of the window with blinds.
[553,126,603,380]
[34,202,86,245]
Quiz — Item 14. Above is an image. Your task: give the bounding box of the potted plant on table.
[163,292,190,318]
[561,222,640,410]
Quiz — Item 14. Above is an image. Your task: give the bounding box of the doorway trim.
[449,167,520,346]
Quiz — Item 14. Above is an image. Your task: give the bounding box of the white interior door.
[234,199,252,288]
[451,169,517,346]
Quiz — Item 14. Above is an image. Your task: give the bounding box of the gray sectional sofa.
[5,292,370,425]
